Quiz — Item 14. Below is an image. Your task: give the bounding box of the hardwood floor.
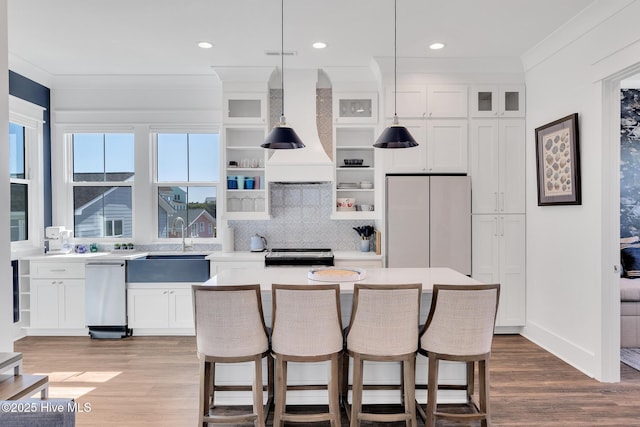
[12,334,640,426]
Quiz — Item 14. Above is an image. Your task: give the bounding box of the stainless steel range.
[264,248,334,267]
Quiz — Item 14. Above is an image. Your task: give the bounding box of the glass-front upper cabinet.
[470,85,525,118]
[223,92,267,124]
[333,92,378,124]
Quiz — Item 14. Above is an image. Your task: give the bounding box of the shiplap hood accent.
[266,69,333,183]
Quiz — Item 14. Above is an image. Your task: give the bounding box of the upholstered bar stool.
[192,284,273,427]
[271,284,343,427]
[345,283,422,427]
[418,284,500,427]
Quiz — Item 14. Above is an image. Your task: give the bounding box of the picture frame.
[535,113,581,206]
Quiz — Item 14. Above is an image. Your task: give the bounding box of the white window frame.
[63,129,135,242]
[151,128,221,243]
[9,96,44,255]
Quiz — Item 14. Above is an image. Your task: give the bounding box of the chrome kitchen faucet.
[173,217,187,252]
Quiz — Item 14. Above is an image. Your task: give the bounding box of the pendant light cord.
[394,0,397,118]
[281,0,285,118]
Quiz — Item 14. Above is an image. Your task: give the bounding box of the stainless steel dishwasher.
[85,260,130,339]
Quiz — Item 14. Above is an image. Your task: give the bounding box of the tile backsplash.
[229,183,374,251]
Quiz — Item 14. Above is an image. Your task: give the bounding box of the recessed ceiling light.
[312,42,327,49]
[429,42,445,50]
[198,41,213,49]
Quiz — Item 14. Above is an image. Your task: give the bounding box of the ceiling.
[7,0,595,77]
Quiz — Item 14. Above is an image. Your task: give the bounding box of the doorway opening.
[603,64,640,382]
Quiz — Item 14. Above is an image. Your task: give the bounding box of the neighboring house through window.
[72,133,134,238]
[155,132,219,240]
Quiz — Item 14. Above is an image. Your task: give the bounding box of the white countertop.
[25,251,149,262]
[205,267,480,292]
[206,250,383,261]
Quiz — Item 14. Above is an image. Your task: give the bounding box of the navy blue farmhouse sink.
[145,254,207,260]
[126,254,210,283]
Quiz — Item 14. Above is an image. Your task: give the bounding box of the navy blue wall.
[8,71,51,227]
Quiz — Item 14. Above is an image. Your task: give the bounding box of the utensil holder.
[360,239,370,252]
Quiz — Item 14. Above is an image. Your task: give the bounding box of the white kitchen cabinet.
[30,279,59,329]
[381,119,427,173]
[472,214,526,327]
[469,85,525,118]
[31,279,85,335]
[385,85,427,118]
[333,92,378,124]
[127,283,195,335]
[426,85,468,118]
[385,85,468,119]
[333,126,379,219]
[224,126,269,220]
[382,119,468,173]
[29,260,86,334]
[470,119,525,214]
[223,92,267,124]
[426,119,468,173]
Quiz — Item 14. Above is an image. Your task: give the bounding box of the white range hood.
[266,69,333,183]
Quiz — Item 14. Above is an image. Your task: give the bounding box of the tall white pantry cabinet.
[469,85,526,327]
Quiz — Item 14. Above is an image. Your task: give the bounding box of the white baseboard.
[522,320,597,378]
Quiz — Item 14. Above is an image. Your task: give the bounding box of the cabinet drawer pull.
[49,269,67,272]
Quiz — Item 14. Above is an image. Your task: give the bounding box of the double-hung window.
[9,123,28,242]
[72,133,134,238]
[155,132,220,240]
[9,96,44,249]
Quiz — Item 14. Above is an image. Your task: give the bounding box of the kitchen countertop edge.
[207,251,382,261]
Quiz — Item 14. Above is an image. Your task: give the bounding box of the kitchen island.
[204,267,483,406]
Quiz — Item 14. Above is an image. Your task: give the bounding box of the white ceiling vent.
[264,50,297,56]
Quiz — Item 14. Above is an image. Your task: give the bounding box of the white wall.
[0,0,11,352]
[522,0,640,381]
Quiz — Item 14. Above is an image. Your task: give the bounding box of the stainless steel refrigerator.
[386,175,471,274]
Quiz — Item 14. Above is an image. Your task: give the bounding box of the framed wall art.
[535,113,581,206]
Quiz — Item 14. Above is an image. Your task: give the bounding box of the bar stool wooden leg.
[199,358,210,426]
[403,356,417,427]
[467,361,475,403]
[426,356,439,427]
[209,361,216,411]
[350,355,364,427]
[273,357,287,427]
[480,359,490,427]
[341,352,350,410]
[266,354,274,416]
[253,356,265,427]
[328,353,341,427]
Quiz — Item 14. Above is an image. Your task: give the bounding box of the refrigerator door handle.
[494,192,499,212]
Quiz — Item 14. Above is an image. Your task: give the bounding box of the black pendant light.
[261,0,305,149]
[373,0,418,149]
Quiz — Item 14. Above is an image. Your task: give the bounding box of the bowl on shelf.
[337,197,356,211]
[344,158,364,166]
[359,181,373,189]
[356,204,374,211]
